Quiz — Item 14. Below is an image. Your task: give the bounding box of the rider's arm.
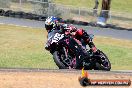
[88,41,97,53]
[76,29,97,53]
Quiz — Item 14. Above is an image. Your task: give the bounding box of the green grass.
[94,36,132,70]
[0,24,57,69]
[96,44,132,70]
[54,0,132,14]
[0,24,132,70]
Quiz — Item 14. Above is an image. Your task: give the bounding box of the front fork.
[63,47,68,58]
[59,37,90,69]
[63,47,77,68]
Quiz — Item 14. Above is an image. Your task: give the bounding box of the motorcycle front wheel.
[94,50,111,71]
[53,49,77,69]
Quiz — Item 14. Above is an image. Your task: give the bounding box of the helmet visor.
[45,24,53,31]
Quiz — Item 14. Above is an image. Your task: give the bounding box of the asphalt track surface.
[0,68,132,75]
[0,17,132,74]
[0,17,132,40]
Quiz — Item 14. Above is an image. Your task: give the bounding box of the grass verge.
[54,0,132,14]
[0,24,132,70]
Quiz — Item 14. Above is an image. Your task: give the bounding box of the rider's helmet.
[45,16,58,32]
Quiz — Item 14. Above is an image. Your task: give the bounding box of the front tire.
[53,51,67,69]
[94,51,111,71]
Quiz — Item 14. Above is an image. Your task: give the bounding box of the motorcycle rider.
[45,16,98,54]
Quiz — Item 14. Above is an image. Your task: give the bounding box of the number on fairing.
[52,33,64,43]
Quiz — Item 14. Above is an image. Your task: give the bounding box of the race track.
[0,17,132,40]
[0,68,132,75]
[0,17,132,88]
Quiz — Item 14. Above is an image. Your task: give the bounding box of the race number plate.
[51,33,64,44]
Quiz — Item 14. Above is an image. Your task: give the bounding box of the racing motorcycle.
[46,29,111,71]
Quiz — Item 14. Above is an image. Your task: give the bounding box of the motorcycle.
[46,29,111,71]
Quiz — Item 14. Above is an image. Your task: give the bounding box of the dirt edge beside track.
[0,69,131,88]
